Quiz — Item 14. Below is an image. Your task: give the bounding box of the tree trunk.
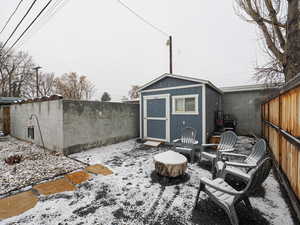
[286,0,300,81]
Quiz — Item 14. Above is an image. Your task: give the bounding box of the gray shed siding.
[143,77,198,90]
[222,89,277,136]
[141,86,203,143]
[205,86,221,141]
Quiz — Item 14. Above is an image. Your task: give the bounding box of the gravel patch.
[0,137,85,195]
[1,137,297,225]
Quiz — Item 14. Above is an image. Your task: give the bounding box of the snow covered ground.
[0,137,84,195]
[2,137,298,225]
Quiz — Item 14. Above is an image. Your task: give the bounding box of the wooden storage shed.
[138,74,223,144]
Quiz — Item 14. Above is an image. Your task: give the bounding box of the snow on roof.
[220,84,279,93]
[0,97,24,105]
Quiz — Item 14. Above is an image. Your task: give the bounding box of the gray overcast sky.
[0,0,265,100]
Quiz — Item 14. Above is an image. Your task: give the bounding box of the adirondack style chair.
[172,127,198,163]
[200,131,238,171]
[215,139,267,181]
[194,157,272,225]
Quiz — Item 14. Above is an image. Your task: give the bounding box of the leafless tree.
[235,0,300,83]
[0,44,36,97]
[38,72,56,97]
[23,72,56,98]
[54,72,96,100]
[128,85,140,99]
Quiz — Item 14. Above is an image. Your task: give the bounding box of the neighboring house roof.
[137,73,223,94]
[0,97,24,105]
[220,84,279,93]
[122,99,139,104]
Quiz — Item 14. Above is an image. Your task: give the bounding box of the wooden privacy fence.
[262,77,300,216]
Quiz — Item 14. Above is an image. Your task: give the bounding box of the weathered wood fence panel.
[3,106,10,135]
[262,82,300,203]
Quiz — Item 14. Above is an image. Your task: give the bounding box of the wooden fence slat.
[291,91,297,136]
[296,89,300,137]
[281,136,287,174]
[281,135,287,174]
[290,144,297,193]
[287,141,291,185]
[298,150,300,199]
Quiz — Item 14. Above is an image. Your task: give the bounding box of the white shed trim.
[202,84,206,144]
[171,94,199,115]
[137,73,223,94]
[140,84,203,93]
[139,92,142,139]
[143,94,170,142]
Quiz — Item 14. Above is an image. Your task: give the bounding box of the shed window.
[172,95,198,115]
[28,127,34,139]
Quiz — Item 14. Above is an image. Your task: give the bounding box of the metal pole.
[33,66,41,97]
[169,35,173,74]
[8,65,11,97]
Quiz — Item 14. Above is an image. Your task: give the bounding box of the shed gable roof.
[138,73,223,94]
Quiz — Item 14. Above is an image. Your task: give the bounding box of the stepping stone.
[33,178,76,196]
[65,170,92,185]
[85,164,113,175]
[0,191,38,220]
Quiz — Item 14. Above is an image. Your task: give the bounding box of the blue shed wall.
[205,86,222,141]
[144,77,198,90]
[141,86,203,144]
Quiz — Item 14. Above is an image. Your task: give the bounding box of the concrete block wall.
[62,100,139,155]
[10,100,64,151]
[10,100,139,155]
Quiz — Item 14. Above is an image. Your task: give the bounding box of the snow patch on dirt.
[0,137,84,195]
[2,137,297,225]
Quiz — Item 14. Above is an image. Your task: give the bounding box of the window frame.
[172,94,199,115]
[28,126,34,139]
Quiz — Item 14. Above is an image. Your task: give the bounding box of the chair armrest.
[202,144,218,149]
[173,139,198,145]
[218,148,235,153]
[172,139,181,143]
[202,143,218,147]
[225,161,257,168]
[200,177,241,195]
[221,152,248,158]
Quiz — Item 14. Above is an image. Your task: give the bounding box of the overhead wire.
[15,0,70,49]
[117,0,169,37]
[1,0,38,50]
[0,0,25,36]
[3,0,54,56]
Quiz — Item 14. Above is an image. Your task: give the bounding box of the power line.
[4,0,54,56]
[117,0,169,37]
[15,0,70,49]
[1,0,38,50]
[0,0,25,36]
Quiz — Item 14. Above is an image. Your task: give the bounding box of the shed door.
[3,107,10,135]
[143,94,170,142]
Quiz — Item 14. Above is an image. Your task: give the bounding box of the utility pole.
[33,66,41,97]
[169,35,173,74]
[8,68,11,97]
[7,55,11,97]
